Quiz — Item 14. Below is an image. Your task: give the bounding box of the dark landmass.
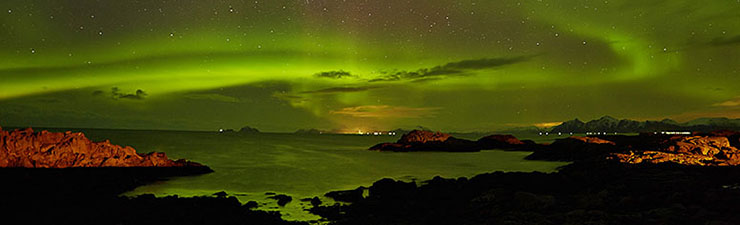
[369,130,537,152]
[0,126,303,225]
[550,116,740,133]
[294,128,325,134]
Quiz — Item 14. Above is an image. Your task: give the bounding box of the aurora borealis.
[0,0,738,132]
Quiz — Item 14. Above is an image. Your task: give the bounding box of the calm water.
[72,129,567,221]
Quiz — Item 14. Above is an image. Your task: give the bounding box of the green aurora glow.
[0,0,738,132]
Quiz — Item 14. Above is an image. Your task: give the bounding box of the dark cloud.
[329,105,441,118]
[370,56,530,82]
[709,35,740,46]
[314,70,355,79]
[299,86,380,94]
[95,87,148,100]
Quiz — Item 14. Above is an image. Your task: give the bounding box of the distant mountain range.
[549,116,740,133]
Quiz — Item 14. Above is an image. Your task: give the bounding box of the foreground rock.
[369,130,537,152]
[0,127,208,168]
[0,188,306,225]
[311,162,740,225]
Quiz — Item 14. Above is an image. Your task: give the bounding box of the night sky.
[0,0,738,132]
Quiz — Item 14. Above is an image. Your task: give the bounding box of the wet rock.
[300,197,322,207]
[368,178,416,200]
[268,194,292,206]
[325,187,365,203]
[243,200,259,209]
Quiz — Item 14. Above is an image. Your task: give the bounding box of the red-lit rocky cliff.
[0,126,205,168]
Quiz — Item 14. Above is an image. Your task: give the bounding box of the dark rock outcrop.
[300,197,323,207]
[526,136,619,161]
[0,127,208,168]
[268,194,293,206]
[369,130,536,152]
[476,134,537,150]
[325,187,366,203]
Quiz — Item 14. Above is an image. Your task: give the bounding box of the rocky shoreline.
[4,126,740,224]
[307,130,740,224]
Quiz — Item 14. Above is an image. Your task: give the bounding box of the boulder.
[268,194,292,206]
[300,197,323,207]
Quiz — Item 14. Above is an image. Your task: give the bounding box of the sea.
[56,128,568,221]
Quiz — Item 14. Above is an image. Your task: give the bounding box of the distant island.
[370,130,536,152]
[219,126,261,134]
[294,128,325,135]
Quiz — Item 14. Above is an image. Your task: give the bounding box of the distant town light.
[660,131,691,135]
